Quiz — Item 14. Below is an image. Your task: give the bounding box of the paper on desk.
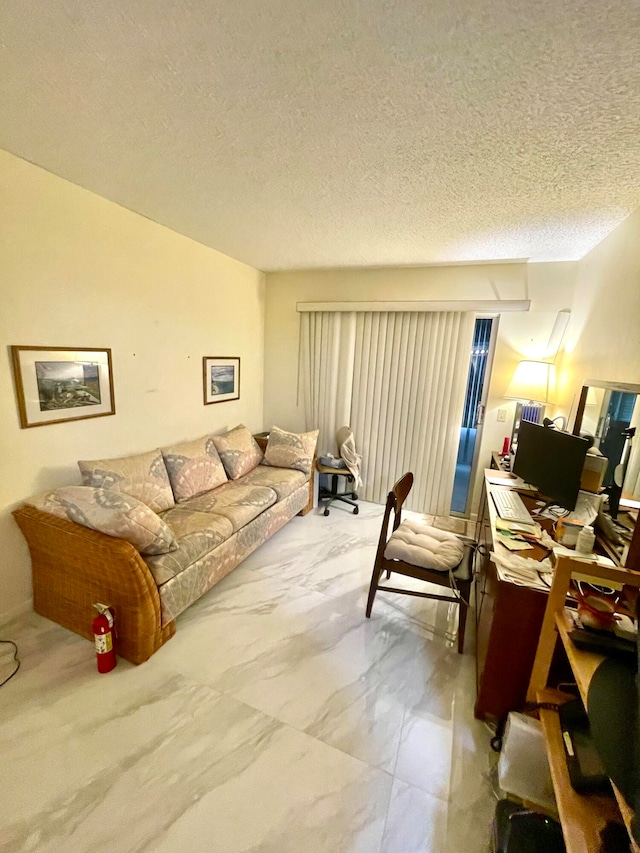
[495,571,550,591]
[495,518,542,536]
[538,528,556,550]
[486,472,520,486]
[552,546,622,590]
[491,550,553,591]
[496,551,554,574]
[570,491,603,525]
[496,533,534,551]
[486,474,536,489]
[552,544,615,567]
[535,491,602,524]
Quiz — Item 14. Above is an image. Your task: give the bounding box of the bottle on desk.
[576,524,595,554]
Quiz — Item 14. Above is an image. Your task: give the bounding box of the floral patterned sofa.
[13,424,318,664]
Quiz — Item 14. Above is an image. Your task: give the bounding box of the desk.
[477,468,640,850]
[474,471,551,721]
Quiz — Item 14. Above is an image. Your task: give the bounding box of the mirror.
[572,380,640,494]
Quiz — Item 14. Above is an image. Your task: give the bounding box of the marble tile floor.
[0,501,497,852]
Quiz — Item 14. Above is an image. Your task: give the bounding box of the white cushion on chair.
[384,520,465,571]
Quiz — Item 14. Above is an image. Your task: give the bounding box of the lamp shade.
[505,360,556,404]
[586,387,598,405]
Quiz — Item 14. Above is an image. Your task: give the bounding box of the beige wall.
[6,142,636,617]
[264,261,577,513]
[562,208,640,409]
[0,150,265,619]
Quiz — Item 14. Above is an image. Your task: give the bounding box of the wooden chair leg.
[385,569,391,579]
[457,600,468,654]
[366,563,383,618]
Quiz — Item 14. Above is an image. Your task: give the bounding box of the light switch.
[497,408,507,422]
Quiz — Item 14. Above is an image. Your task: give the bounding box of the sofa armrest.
[298,463,315,516]
[13,506,174,664]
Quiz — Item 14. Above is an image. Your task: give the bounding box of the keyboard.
[491,489,534,524]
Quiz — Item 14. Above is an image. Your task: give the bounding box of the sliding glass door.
[451,317,496,515]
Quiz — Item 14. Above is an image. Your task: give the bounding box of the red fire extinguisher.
[93,603,117,673]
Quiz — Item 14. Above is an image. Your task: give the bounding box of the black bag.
[491,799,565,852]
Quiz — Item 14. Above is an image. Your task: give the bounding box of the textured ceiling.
[1,1,639,271]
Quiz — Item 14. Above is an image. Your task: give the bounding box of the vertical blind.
[300,311,356,456]
[301,310,475,515]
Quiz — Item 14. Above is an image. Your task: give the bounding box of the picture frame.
[203,356,240,405]
[11,346,115,429]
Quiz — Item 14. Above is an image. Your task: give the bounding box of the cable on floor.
[0,640,20,688]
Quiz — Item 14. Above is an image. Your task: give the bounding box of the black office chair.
[317,426,361,516]
[317,462,359,515]
[365,472,473,653]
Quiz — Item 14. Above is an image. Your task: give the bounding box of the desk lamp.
[505,360,556,449]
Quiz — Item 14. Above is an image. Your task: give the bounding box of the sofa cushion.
[212,424,263,480]
[161,435,228,502]
[263,426,319,475]
[182,481,277,531]
[239,464,308,501]
[157,483,311,622]
[145,508,234,585]
[78,449,175,512]
[27,486,178,556]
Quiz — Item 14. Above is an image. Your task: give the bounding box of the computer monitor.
[513,420,590,511]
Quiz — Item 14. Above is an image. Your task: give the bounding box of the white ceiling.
[1,1,639,271]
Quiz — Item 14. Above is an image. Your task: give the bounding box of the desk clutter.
[487,478,636,596]
[480,461,640,851]
[492,550,554,592]
[477,471,640,717]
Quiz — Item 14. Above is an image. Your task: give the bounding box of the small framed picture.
[11,346,115,429]
[203,356,240,405]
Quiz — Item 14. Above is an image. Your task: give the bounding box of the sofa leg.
[120,620,176,664]
[298,469,315,515]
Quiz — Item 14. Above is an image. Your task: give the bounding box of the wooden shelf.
[527,556,640,852]
[555,611,605,703]
[554,612,640,851]
[537,688,622,853]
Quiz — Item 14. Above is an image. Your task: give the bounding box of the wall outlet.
[497,408,507,422]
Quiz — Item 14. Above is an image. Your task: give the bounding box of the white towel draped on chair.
[336,425,362,489]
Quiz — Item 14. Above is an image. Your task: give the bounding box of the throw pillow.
[27,486,178,555]
[212,424,263,480]
[263,425,319,475]
[162,435,228,502]
[78,449,175,512]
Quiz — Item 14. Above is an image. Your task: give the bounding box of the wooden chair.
[365,472,473,654]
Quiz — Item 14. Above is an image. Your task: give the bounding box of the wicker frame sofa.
[13,425,316,664]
